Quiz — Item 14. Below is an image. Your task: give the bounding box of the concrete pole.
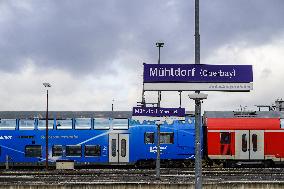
[195,0,200,65]
[195,100,202,189]
[5,155,9,170]
[156,123,161,180]
[189,94,207,189]
[194,0,202,188]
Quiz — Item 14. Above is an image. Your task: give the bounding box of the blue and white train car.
[0,115,197,167]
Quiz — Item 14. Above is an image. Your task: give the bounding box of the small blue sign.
[143,64,253,83]
[132,107,185,117]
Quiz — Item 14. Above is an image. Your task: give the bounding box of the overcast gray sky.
[0,0,284,111]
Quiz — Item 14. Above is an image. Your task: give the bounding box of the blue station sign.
[132,107,185,117]
[143,63,253,83]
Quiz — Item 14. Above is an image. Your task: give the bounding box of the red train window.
[242,134,247,152]
[220,132,231,144]
[220,132,231,155]
[252,134,257,152]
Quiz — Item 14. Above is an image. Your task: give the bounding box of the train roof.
[0,111,195,119]
[204,111,284,118]
[0,111,132,119]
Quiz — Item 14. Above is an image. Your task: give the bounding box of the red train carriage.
[204,111,284,167]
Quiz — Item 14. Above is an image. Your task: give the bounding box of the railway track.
[1,168,284,185]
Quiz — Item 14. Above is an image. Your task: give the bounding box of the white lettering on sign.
[150,68,196,77]
[0,136,12,140]
[200,69,236,79]
[143,83,253,91]
[149,67,238,79]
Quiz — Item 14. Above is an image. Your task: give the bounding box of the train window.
[0,119,16,130]
[94,118,110,130]
[52,145,63,157]
[25,145,42,157]
[19,119,35,130]
[75,118,92,130]
[144,132,154,144]
[252,134,258,152]
[85,145,101,157]
[56,119,73,130]
[242,134,247,152]
[66,145,81,157]
[38,119,54,130]
[111,139,116,157]
[113,119,129,130]
[121,139,126,157]
[220,132,231,144]
[281,119,284,129]
[160,132,174,144]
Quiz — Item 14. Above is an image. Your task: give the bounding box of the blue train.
[0,115,198,167]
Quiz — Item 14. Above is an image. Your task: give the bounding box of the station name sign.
[132,107,185,117]
[144,63,253,83]
[143,63,253,91]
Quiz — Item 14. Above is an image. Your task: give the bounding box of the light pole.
[43,82,51,170]
[111,98,114,118]
[156,42,164,108]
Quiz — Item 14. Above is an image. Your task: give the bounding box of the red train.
[204,110,284,167]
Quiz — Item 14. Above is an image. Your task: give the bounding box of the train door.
[235,130,250,159]
[249,130,264,160]
[235,130,264,160]
[108,133,129,163]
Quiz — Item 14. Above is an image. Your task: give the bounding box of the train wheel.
[223,161,236,168]
[264,160,274,168]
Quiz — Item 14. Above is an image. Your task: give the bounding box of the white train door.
[249,130,264,160]
[109,134,119,162]
[235,130,250,159]
[109,133,129,163]
[235,130,264,160]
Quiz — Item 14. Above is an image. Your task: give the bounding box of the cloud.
[0,0,283,111]
[200,34,284,111]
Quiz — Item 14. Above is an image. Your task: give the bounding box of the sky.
[0,0,284,111]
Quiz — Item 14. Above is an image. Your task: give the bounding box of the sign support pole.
[194,0,202,188]
[189,93,207,189]
[156,42,164,108]
[195,99,202,189]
